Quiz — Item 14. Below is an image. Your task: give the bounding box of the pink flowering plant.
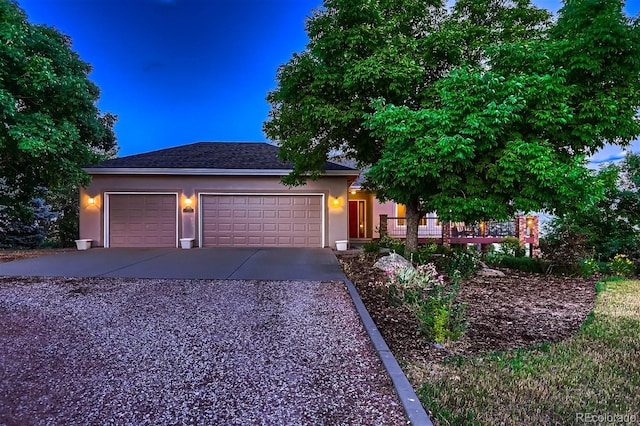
[384,260,466,343]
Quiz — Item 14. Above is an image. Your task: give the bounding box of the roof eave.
[83,167,360,177]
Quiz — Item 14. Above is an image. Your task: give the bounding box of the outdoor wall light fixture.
[88,197,95,205]
[183,197,194,213]
[331,197,341,208]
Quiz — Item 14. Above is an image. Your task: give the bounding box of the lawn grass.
[414,278,640,425]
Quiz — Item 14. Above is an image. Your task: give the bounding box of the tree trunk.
[405,197,421,254]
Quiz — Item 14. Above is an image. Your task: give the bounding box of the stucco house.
[79,142,359,249]
[347,179,540,255]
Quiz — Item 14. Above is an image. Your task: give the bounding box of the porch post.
[379,214,388,238]
[442,221,451,248]
[530,216,540,258]
[515,215,527,248]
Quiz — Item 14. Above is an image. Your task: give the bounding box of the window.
[396,204,427,226]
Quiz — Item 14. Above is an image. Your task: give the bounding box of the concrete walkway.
[0,247,432,425]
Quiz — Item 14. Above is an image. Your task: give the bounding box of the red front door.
[348,200,366,238]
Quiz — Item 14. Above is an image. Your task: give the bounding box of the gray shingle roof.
[89,142,356,171]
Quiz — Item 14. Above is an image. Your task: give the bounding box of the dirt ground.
[337,251,598,365]
[0,248,75,263]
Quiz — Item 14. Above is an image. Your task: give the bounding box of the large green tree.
[265,0,559,251]
[266,0,640,253]
[0,0,117,227]
[365,0,640,251]
[265,0,445,182]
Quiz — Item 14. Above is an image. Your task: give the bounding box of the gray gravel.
[0,277,408,425]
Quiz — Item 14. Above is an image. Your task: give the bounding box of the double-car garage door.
[107,193,323,248]
[200,195,322,247]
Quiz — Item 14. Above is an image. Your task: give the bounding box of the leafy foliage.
[545,153,640,266]
[362,239,380,253]
[0,0,117,244]
[377,235,405,255]
[609,254,636,277]
[384,261,466,343]
[499,237,525,258]
[444,249,481,280]
[487,254,549,274]
[265,0,446,184]
[366,0,640,224]
[0,198,56,248]
[266,0,640,254]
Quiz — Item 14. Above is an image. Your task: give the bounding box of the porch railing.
[384,217,443,240]
[379,214,539,255]
[450,220,517,238]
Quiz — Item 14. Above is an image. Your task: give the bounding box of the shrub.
[378,235,405,256]
[413,243,441,265]
[362,240,380,253]
[539,231,592,275]
[496,255,549,274]
[499,237,525,257]
[579,258,601,278]
[609,254,635,277]
[0,199,57,248]
[445,249,481,279]
[385,263,443,305]
[415,279,466,343]
[384,261,466,343]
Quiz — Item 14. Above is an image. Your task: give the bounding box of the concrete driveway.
[0,247,347,280]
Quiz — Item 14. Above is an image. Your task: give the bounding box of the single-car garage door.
[201,194,323,247]
[108,194,177,247]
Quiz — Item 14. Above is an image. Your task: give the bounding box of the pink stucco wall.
[80,174,351,248]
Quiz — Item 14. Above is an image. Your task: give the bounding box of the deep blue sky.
[16,0,640,161]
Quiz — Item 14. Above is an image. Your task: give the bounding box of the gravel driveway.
[0,276,407,425]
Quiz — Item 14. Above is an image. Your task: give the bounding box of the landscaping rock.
[476,268,506,277]
[373,253,414,272]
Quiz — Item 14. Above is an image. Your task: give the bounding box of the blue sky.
[16,0,640,162]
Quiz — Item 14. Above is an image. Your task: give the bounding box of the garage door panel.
[109,194,176,248]
[263,223,277,232]
[278,223,292,232]
[308,223,321,232]
[278,236,292,245]
[292,210,307,219]
[202,195,322,247]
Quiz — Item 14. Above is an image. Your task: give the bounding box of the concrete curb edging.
[343,278,434,426]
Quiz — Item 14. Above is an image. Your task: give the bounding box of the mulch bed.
[337,251,598,364]
[3,248,598,363]
[0,248,75,263]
